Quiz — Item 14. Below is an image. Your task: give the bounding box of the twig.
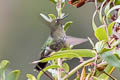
[36,65,54,80]
[94,0,98,10]
[90,51,98,78]
[62,57,96,80]
[57,0,63,80]
[58,59,62,80]
[1,70,5,80]
[103,16,110,40]
[103,71,116,80]
[57,0,62,19]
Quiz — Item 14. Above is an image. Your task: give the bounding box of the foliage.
[1,0,120,80]
[0,60,20,80]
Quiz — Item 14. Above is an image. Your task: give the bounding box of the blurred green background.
[0,0,119,80]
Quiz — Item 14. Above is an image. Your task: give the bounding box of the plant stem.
[1,70,5,80]
[95,0,98,10]
[58,58,62,80]
[57,0,62,80]
[36,65,54,80]
[57,0,62,19]
[103,71,116,80]
[62,57,95,80]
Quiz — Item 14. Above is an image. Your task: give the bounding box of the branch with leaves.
[1,0,120,80]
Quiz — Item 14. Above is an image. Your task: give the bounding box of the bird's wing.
[66,36,88,47]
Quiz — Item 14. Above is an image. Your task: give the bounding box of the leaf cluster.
[1,0,120,80]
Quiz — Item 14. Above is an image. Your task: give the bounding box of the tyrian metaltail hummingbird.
[33,14,88,72]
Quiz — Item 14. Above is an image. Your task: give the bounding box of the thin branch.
[57,0,62,19]
[57,0,63,80]
[58,59,62,80]
[103,16,110,40]
[36,65,54,80]
[62,57,96,80]
[57,0,62,9]
[103,71,116,80]
[95,0,98,10]
[90,51,98,78]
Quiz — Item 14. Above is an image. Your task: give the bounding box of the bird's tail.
[34,49,52,72]
[34,58,48,72]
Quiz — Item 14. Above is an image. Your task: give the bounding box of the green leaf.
[101,51,120,68]
[64,21,72,31]
[37,65,59,80]
[0,60,10,80]
[100,47,113,54]
[48,14,56,20]
[0,60,9,70]
[40,49,95,62]
[106,5,120,23]
[104,2,111,17]
[40,13,51,22]
[99,0,106,24]
[108,22,115,36]
[115,0,120,5]
[6,70,20,80]
[107,5,120,18]
[62,63,69,72]
[95,40,105,53]
[74,77,80,80]
[110,0,112,2]
[61,63,69,77]
[92,76,99,80]
[26,74,36,80]
[95,25,108,41]
[62,1,65,9]
[50,0,57,4]
[98,0,104,2]
[114,50,120,57]
[92,10,98,31]
[98,65,114,80]
[55,49,95,57]
[41,53,78,62]
[113,50,120,60]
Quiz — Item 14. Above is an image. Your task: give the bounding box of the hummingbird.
[34,13,88,72]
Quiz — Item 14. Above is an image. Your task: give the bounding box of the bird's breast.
[52,28,66,40]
